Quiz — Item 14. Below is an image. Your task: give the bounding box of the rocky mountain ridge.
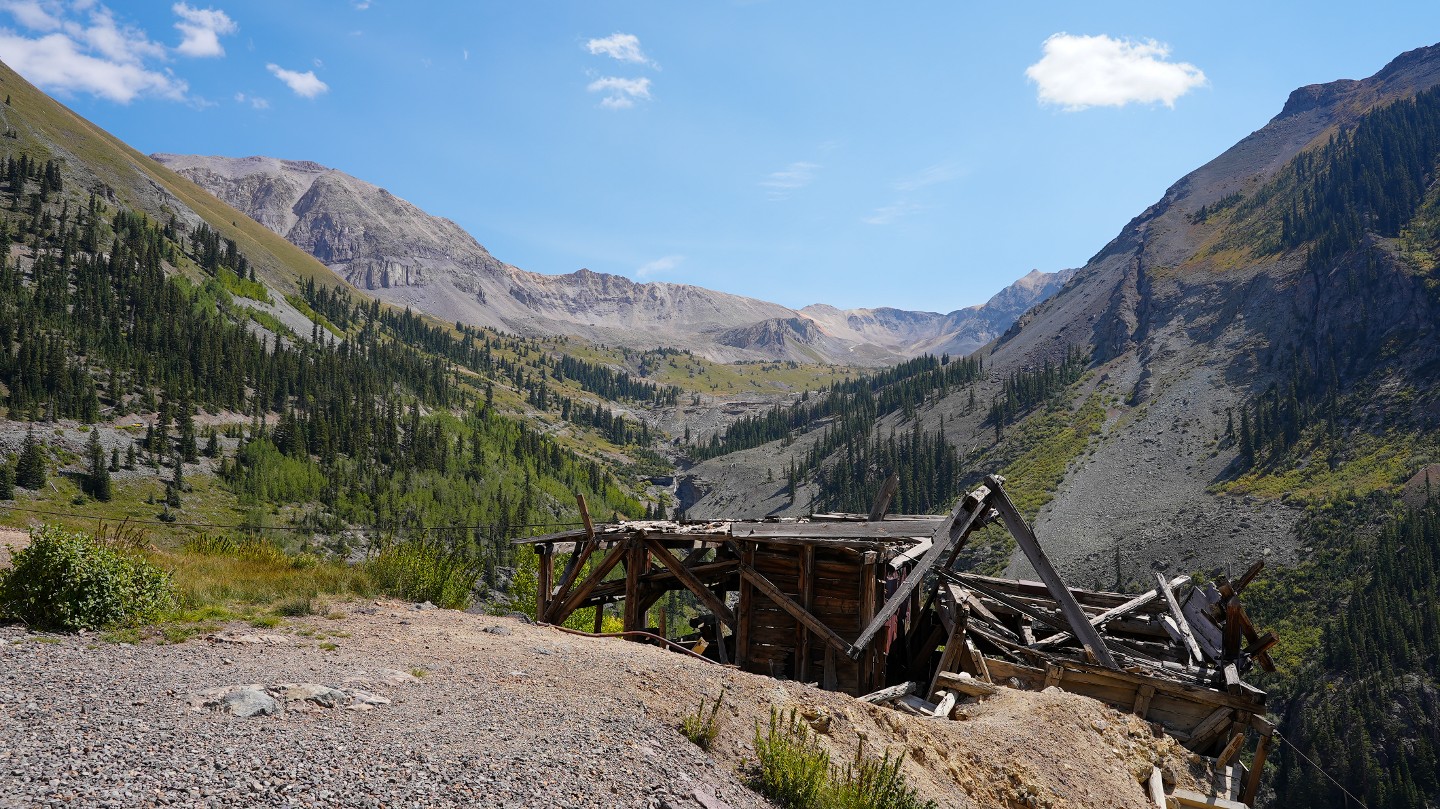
[153,152,1071,365]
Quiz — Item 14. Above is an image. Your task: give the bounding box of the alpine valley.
[2,33,1440,809]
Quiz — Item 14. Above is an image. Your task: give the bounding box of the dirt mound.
[0,602,1209,807]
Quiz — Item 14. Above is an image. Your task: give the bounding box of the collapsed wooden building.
[515,474,1278,808]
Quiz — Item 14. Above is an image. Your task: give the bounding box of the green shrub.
[0,526,176,630]
[753,707,830,809]
[682,688,727,751]
[366,537,482,609]
[751,706,935,809]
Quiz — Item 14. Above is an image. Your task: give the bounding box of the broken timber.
[512,473,1276,807]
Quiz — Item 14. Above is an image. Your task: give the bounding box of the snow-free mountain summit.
[153,153,1071,365]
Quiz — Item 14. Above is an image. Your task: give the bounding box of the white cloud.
[172,3,234,58]
[863,202,923,226]
[894,160,966,192]
[587,75,649,109]
[267,62,327,98]
[1025,33,1206,111]
[0,1,61,31]
[760,161,819,199]
[0,29,184,102]
[0,1,193,102]
[586,32,654,67]
[352,0,370,8]
[234,90,267,109]
[636,255,683,278]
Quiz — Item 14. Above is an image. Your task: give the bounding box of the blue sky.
[1,2,1438,313]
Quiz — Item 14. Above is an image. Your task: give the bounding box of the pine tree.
[0,462,12,500]
[15,427,45,489]
[87,430,111,502]
[124,443,136,470]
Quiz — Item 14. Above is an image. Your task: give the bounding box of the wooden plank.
[986,475,1119,669]
[1157,573,1204,664]
[1043,663,1063,690]
[644,538,737,630]
[1032,575,1191,649]
[894,694,939,715]
[730,541,854,657]
[1239,733,1270,805]
[1187,707,1235,753]
[936,670,1000,698]
[889,538,932,570]
[868,473,900,521]
[849,485,992,658]
[1148,767,1166,809]
[1180,587,1224,661]
[858,681,921,703]
[1133,684,1156,719]
[961,576,1072,635]
[932,690,958,718]
[929,607,970,698]
[731,522,944,540]
[1223,601,1244,660]
[1170,788,1249,809]
[967,639,993,683]
[547,542,629,623]
[954,572,1152,612]
[1215,722,1247,768]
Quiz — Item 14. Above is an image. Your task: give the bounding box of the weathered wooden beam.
[859,551,878,691]
[1133,683,1156,719]
[644,538,736,630]
[1181,587,1224,661]
[736,543,754,667]
[1157,573,1205,665]
[728,540,855,657]
[868,473,900,521]
[959,575,1071,636]
[986,475,1119,669]
[1032,574,1190,650]
[730,522,943,541]
[857,681,921,704]
[535,544,553,621]
[928,605,971,698]
[1147,767,1166,809]
[797,544,815,683]
[1215,722,1248,768]
[1240,733,1270,805]
[623,537,648,632]
[1170,788,1249,809]
[932,690,957,718]
[547,541,629,623]
[935,670,1000,698]
[823,645,838,691]
[1187,707,1235,752]
[848,485,991,659]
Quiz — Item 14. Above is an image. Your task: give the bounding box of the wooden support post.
[644,538,737,629]
[623,536,648,632]
[798,545,815,683]
[1043,663,1063,690]
[592,603,604,633]
[868,473,900,521]
[929,607,970,699]
[985,475,1119,669]
[1240,732,1271,805]
[849,485,992,658]
[736,542,754,667]
[859,551,878,690]
[535,544,553,621]
[823,645,838,691]
[1133,684,1156,719]
[1157,573,1205,665]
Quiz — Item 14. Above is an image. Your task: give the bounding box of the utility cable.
[1272,731,1370,809]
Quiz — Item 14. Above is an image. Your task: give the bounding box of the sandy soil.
[0,601,1213,808]
[0,527,26,570]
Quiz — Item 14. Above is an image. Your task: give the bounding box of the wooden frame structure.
[513,475,1277,807]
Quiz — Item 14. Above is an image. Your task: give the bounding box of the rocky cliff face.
[154,153,1068,365]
